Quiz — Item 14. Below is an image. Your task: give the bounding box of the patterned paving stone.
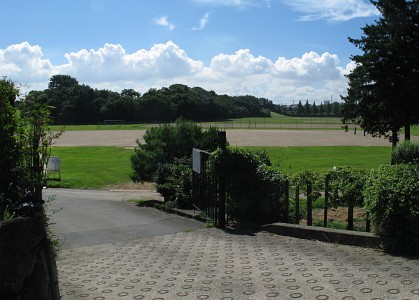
[58,228,419,299]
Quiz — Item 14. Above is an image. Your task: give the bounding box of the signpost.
[47,156,61,180]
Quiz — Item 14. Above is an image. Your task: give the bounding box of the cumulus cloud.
[193,12,211,30]
[1,41,351,103]
[153,16,175,30]
[0,42,54,83]
[281,0,380,22]
[210,49,273,75]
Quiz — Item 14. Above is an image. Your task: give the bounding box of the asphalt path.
[43,188,205,250]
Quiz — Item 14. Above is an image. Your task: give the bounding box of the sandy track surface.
[51,129,413,147]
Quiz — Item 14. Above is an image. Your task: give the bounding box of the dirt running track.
[52,129,418,147]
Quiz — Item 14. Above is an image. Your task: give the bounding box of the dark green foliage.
[364,164,419,255]
[392,140,419,164]
[131,120,220,181]
[327,167,367,208]
[0,79,27,214]
[209,147,287,224]
[33,76,274,124]
[342,0,419,144]
[155,157,192,208]
[1,79,59,218]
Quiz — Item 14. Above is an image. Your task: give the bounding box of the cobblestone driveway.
[58,228,419,299]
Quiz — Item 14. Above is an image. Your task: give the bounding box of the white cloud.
[210,49,273,75]
[273,52,341,81]
[0,42,54,82]
[153,16,175,30]
[193,12,211,30]
[281,0,380,22]
[1,41,351,104]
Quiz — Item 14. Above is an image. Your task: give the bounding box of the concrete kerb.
[152,203,382,250]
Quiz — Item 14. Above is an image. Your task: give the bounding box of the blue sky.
[0,0,380,104]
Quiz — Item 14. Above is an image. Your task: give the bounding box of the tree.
[342,0,419,146]
[1,79,61,216]
[0,79,26,214]
[304,100,311,115]
[130,121,219,181]
[296,101,303,116]
[312,101,318,116]
[319,103,324,116]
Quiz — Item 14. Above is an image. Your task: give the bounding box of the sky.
[0,0,381,104]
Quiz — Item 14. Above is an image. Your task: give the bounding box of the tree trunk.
[391,128,398,148]
[405,124,411,141]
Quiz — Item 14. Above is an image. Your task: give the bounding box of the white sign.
[47,156,61,172]
[192,149,201,174]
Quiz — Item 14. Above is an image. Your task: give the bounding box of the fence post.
[366,212,371,232]
[295,184,300,224]
[284,180,289,223]
[307,182,313,226]
[324,174,329,228]
[218,131,227,228]
[347,199,354,231]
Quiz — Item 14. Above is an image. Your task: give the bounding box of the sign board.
[192,149,201,174]
[47,156,61,172]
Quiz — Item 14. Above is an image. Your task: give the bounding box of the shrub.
[209,147,287,224]
[155,157,193,208]
[364,164,419,255]
[327,167,367,208]
[392,140,419,164]
[131,120,219,182]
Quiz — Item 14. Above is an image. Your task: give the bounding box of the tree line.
[279,100,342,117]
[27,75,275,125]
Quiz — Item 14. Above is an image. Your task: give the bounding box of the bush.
[392,140,419,164]
[364,164,419,255]
[209,147,287,224]
[327,167,367,208]
[131,120,219,182]
[155,157,193,208]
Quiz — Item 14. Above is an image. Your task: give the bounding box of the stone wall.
[0,217,60,299]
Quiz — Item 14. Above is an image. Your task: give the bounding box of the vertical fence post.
[307,182,313,226]
[366,212,371,232]
[324,174,329,228]
[295,184,300,224]
[284,180,289,223]
[218,131,226,228]
[347,199,354,231]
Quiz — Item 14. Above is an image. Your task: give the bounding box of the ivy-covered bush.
[209,147,287,224]
[155,157,192,208]
[392,140,419,164]
[327,167,367,208]
[364,164,419,255]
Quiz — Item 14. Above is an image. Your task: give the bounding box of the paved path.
[49,189,419,299]
[44,188,201,249]
[58,228,418,299]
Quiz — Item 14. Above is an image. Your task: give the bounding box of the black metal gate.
[191,131,227,227]
[192,150,220,225]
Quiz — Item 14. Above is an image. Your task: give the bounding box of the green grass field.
[47,146,392,189]
[246,146,392,174]
[47,147,134,189]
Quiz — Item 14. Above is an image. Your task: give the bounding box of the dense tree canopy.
[30,75,274,124]
[342,0,419,146]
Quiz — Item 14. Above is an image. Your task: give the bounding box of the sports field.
[53,129,410,147]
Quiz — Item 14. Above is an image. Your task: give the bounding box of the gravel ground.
[52,129,415,147]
